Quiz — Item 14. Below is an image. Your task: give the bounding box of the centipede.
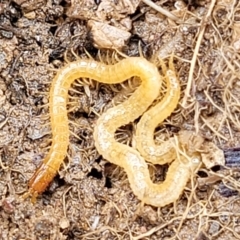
[25,56,207,206]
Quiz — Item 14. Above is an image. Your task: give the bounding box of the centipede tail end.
[24,163,57,203]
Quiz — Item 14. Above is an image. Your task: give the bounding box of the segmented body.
[136,62,181,165]
[28,58,161,198]
[27,57,201,207]
[94,60,200,207]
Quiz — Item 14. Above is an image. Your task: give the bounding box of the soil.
[0,0,240,239]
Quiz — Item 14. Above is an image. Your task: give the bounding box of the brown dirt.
[1,0,240,239]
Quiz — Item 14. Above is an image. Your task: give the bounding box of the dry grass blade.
[142,0,180,22]
[182,0,217,107]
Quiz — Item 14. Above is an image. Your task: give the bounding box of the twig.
[132,216,182,240]
[181,0,217,107]
[142,0,181,22]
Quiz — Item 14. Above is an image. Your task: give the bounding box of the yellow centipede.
[27,58,161,201]
[26,57,201,207]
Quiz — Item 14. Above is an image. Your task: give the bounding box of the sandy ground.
[1,0,240,239]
